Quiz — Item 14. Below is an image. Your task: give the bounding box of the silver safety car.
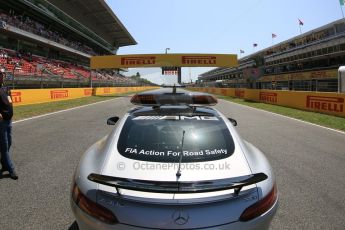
[70,88,278,230]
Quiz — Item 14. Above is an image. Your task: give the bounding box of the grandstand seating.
[0,48,134,83]
[73,67,90,79]
[0,11,98,56]
[0,1,146,88]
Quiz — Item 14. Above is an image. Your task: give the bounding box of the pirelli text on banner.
[84,89,93,96]
[50,90,69,99]
[306,96,344,113]
[235,89,245,98]
[11,91,22,103]
[121,56,156,66]
[260,92,278,103]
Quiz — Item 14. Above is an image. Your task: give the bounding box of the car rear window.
[117,115,235,163]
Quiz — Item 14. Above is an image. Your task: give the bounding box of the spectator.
[0,69,17,180]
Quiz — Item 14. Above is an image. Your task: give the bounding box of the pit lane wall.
[10,86,158,106]
[188,87,345,118]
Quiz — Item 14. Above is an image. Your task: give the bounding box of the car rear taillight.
[72,183,118,224]
[240,184,278,222]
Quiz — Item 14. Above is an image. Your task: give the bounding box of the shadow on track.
[68,221,79,230]
[0,174,11,179]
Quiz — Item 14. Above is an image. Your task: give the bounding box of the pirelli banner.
[188,87,345,118]
[256,90,345,118]
[90,54,238,69]
[94,86,159,96]
[10,87,158,106]
[11,88,93,106]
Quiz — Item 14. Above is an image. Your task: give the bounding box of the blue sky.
[108,0,343,84]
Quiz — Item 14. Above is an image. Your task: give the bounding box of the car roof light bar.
[130,93,218,106]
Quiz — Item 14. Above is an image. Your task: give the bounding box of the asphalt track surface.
[0,92,344,229]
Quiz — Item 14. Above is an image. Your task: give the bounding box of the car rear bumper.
[71,198,278,230]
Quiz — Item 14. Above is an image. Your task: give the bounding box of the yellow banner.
[188,87,345,118]
[11,88,93,106]
[11,87,159,106]
[90,54,238,69]
[93,86,158,96]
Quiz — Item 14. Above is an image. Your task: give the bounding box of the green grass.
[217,95,345,132]
[13,92,137,121]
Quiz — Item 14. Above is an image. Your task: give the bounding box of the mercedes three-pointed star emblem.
[172,209,190,225]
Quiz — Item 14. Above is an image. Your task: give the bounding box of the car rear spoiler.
[88,173,267,196]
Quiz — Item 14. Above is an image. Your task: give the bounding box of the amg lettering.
[11,92,22,103]
[121,56,156,66]
[50,90,68,99]
[132,116,219,121]
[182,56,217,65]
[306,96,344,112]
[260,92,277,103]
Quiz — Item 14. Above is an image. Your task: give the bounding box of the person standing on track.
[0,68,18,180]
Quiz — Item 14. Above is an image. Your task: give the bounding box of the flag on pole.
[272,33,277,38]
[253,43,258,47]
[298,19,304,26]
[339,0,345,18]
[240,49,245,54]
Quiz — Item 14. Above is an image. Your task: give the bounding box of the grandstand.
[198,18,345,92]
[0,0,149,88]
